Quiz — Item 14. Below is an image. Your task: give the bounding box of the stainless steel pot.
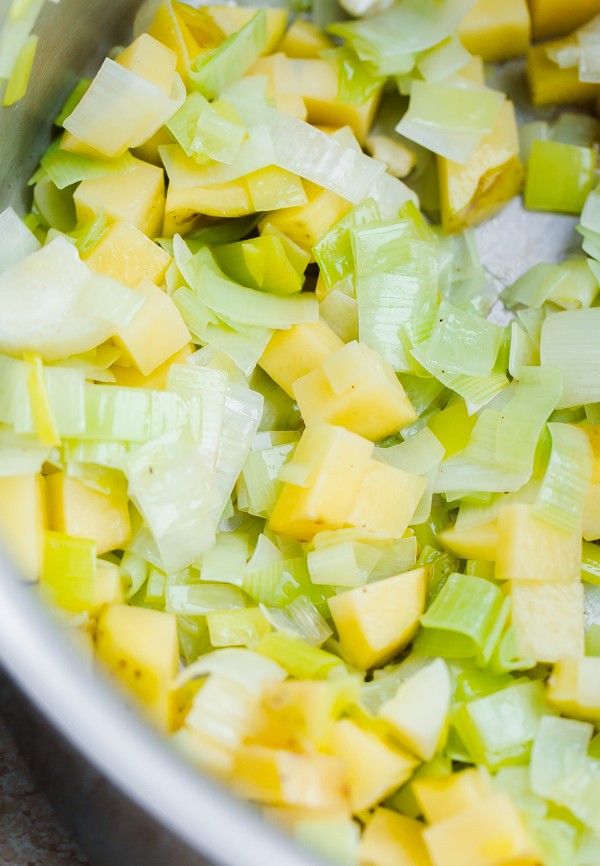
[0,2,319,863]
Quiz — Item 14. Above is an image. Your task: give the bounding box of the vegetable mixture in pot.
[2,0,600,863]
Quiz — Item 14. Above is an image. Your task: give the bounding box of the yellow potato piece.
[74,158,166,238]
[269,423,373,541]
[437,521,498,561]
[259,181,352,256]
[583,482,600,541]
[365,135,417,179]
[147,3,204,78]
[200,6,288,54]
[259,320,343,398]
[45,470,131,556]
[84,221,172,288]
[547,656,600,722]
[113,278,190,376]
[163,178,253,236]
[0,474,45,582]
[329,568,427,669]
[528,0,600,40]
[458,0,531,62]
[496,503,580,583]
[423,793,539,866]
[115,34,177,93]
[331,720,418,812]
[360,808,433,866]
[171,727,234,780]
[96,605,179,730]
[527,40,600,106]
[346,459,427,538]
[438,100,524,233]
[293,340,417,441]
[110,344,194,391]
[252,679,337,751]
[232,745,349,809]
[280,19,334,58]
[509,580,585,663]
[95,560,124,607]
[413,767,492,824]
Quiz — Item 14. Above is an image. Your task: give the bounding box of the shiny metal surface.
[0,2,588,865]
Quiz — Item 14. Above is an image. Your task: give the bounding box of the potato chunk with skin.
[423,793,539,866]
[232,745,349,809]
[96,605,179,729]
[0,474,45,582]
[268,424,373,541]
[113,278,191,376]
[509,580,584,663]
[45,470,131,556]
[458,0,531,62]
[84,222,172,288]
[74,159,166,238]
[346,459,426,538]
[329,568,427,669]
[360,808,432,866]
[293,340,417,441]
[547,657,600,722]
[331,720,418,812]
[259,321,343,398]
[496,503,580,583]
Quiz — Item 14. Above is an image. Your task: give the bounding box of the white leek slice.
[64,58,185,158]
[578,16,600,83]
[0,0,44,80]
[0,206,40,272]
[0,426,52,475]
[396,81,504,165]
[541,308,600,408]
[0,238,144,362]
[126,429,218,573]
[175,648,287,693]
[533,422,593,534]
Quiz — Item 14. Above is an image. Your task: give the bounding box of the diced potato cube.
[583,482,600,541]
[113,278,190,376]
[259,321,343,398]
[0,474,45,582]
[438,100,524,233]
[164,178,253,236]
[96,605,179,729]
[259,182,352,256]
[437,521,498,561]
[269,423,373,541]
[60,131,109,159]
[423,793,539,866]
[365,135,417,179]
[527,41,600,106]
[305,91,382,147]
[413,768,492,824]
[346,459,426,538]
[547,657,600,722]
[294,341,417,440]
[280,19,334,58]
[146,3,204,77]
[74,158,166,238]
[110,344,193,390]
[496,503,580,583]
[273,94,308,121]
[360,808,432,866]
[528,0,600,39]
[45,470,131,556]
[265,805,353,831]
[329,567,427,669]
[458,0,531,62]
[252,679,337,750]
[116,34,177,93]
[331,720,418,812]
[95,560,124,607]
[84,221,172,288]
[379,659,451,761]
[232,745,349,809]
[509,580,585,663]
